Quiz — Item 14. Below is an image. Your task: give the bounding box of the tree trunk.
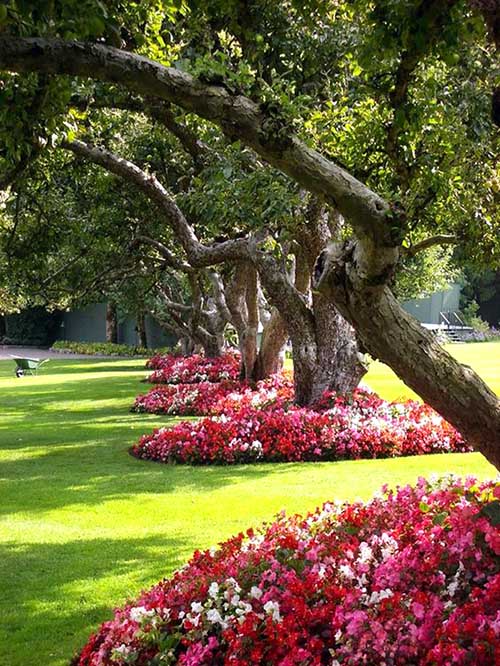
[200,333,223,357]
[105,302,118,344]
[136,310,148,348]
[253,308,288,380]
[178,336,194,355]
[240,265,259,379]
[317,250,500,469]
[291,297,367,405]
[224,262,260,379]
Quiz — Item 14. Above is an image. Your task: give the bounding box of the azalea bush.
[73,476,500,666]
[146,352,241,384]
[132,374,294,416]
[132,390,468,466]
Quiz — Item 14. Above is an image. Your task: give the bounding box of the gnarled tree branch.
[0,36,391,247]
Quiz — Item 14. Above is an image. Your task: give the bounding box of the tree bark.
[253,308,288,379]
[288,298,367,405]
[316,244,500,469]
[105,301,118,344]
[136,309,147,348]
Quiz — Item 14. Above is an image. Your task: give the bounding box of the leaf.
[432,511,448,526]
[479,500,500,526]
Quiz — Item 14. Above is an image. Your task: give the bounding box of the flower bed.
[132,389,468,465]
[132,381,241,416]
[146,352,240,384]
[52,340,169,357]
[73,476,500,666]
[132,374,294,416]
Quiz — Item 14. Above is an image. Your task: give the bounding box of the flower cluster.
[132,381,241,416]
[145,352,240,384]
[74,476,500,666]
[132,374,294,416]
[132,389,467,465]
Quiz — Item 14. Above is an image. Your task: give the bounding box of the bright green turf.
[0,343,498,666]
[365,341,500,401]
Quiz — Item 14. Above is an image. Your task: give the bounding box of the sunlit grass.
[0,345,498,665]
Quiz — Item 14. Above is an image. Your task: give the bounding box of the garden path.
[0,345,94,360]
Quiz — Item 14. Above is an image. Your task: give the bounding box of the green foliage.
[460,299,490,333]
[394,246,459,300]
[3,306,62,345]
[0,0,498,312]
[460,267,500,326]
[51,340,169,356]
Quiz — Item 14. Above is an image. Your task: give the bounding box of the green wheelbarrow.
[10,356,49,377]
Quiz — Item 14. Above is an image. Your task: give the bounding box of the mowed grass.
[0,343,498,666]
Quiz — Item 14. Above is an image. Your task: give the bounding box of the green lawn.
[0,343,498,666]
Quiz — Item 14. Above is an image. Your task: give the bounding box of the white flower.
[230,594,241,606]
[226,577,241,593]
[357,542,373,564]
[206,608,227,628]
[379,532,398,560]
[209,582,219,599]
[447,561,465,598]
[263,600,282,622]
[250,586,263,599]
[191,601,204,614]
[367,588,393,605]
[338,564,355,580]
[236,601,253,616]
[112,644,130,657]
[129,606,155,624]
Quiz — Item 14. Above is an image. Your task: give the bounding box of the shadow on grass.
[0,533,191,665]
[0,434,287,516]
[0,358,147,379]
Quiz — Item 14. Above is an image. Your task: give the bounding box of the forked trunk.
[180,336,195,356]
[199,332,223,358]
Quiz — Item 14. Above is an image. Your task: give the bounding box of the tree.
[0,1,499,467]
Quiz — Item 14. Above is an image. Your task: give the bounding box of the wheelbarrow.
[10,356,49,377]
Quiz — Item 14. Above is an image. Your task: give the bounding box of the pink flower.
[75,477,500,666]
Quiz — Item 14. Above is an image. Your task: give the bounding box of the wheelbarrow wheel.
[15,368,24,377]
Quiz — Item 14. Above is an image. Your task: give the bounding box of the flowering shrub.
[132,374,294,416]
[132,389,468,465]
[146,352,240,384]
[132,381,241,416]
[73,476,500,666]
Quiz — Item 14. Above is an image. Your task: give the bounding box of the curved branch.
[133,235,193,272]
[0,36,390,243]
[404,234,458,256]
[62,139,250,266]
[71,92,211,166]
